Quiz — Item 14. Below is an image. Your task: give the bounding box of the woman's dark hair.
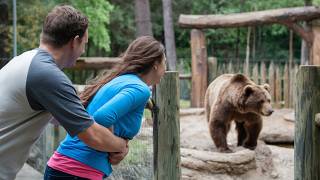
[41,5,88,47]
[80,36,165,107]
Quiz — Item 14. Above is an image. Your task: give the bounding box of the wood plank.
[252,63,259,84]
[275,65,281,107]
[268,62,276,104]
[260,62,266,84]
[208,57,218,84]
[295,66,320,180]
[284,63,290,108]
[190,29,208,107]
[153,71,181,180]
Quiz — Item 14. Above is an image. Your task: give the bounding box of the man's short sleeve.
[26,66,93,137]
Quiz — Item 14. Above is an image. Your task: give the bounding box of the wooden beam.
[68,57,120,70]
[179,6,320,29]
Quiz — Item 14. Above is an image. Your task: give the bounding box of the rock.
[181,148,256,175]
[283,112,295,122]
[259,109,294,144]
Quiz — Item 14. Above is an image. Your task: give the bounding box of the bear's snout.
[266,109,274,116]
[262,107,274,116]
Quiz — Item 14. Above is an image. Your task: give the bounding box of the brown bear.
[205,74,273,153]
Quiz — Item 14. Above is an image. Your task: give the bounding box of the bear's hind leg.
[243,116,262,150]
[209,120,232,153]
[235,121,247,146]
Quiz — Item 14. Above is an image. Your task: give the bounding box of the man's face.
[67,29,88,67]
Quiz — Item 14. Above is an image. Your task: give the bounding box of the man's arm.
[77,122,127,152]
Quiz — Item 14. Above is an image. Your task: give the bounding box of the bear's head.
[240,83,274,116]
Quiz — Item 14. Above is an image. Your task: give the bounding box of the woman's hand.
[109,141,129,165]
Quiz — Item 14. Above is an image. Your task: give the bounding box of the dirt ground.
[180,108,294,180]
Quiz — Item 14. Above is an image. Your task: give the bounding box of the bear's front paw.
[243,144,257,150]
[218,147,233,153]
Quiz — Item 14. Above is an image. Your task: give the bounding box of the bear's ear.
[231,74,249,83]
[262,84,270,92]
[243,85,254,97]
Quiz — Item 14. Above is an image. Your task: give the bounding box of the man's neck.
[39,43,68,69]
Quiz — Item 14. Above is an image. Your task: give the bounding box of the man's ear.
[71,35,80,48]
[243,85,254,97]
[262,84,270,92]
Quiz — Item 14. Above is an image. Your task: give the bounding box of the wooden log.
[207,57,218,84]
[190,29,208,107]
[260,62,266,84]
[252,63,259,84]
[68,57,120,70]
[153,71,181,180]
[295,65,320,180]
[179,7,320,29]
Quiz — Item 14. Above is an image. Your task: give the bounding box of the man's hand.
[109,143,129,165]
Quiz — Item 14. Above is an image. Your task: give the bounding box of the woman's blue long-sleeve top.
[57,74,151,176]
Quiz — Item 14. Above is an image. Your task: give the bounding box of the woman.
[44,36,166,179]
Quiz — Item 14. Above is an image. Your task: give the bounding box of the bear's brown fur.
[205,74,273,153]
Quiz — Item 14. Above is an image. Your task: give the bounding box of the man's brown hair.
[41,5,88,47]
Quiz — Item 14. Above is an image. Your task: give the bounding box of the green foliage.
[8,0,52,55]
[54,0,114,53]
[7,0,113,56]
[107,0,136,56]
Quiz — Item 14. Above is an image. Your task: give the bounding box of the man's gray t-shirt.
[0,49,94,180]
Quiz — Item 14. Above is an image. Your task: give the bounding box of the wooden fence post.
[252,63,259,84]
[311,20,320,65]
[190,29,207,107]
[268,62,275,104]
[295,65,320,180]
[260,62,266,84]
[284,63,290,108]
[153,71,181,180]
[275,66,281,107]
[208,57,218,84]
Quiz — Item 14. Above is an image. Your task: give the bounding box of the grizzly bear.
[205,74,273,153]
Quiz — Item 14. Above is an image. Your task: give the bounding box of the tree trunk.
[162,0,177,70]
[134,0,153,37]
[0,0,9,59]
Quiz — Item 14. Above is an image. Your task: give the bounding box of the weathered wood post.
[190,29,207,107]
[207,57,217,85]
[295,65,320,180]
[153,71,180,180]
[311,20,320,65]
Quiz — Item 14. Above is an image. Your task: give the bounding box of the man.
[0,5,127,180]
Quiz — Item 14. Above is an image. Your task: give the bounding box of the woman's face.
[153,55,167,84]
